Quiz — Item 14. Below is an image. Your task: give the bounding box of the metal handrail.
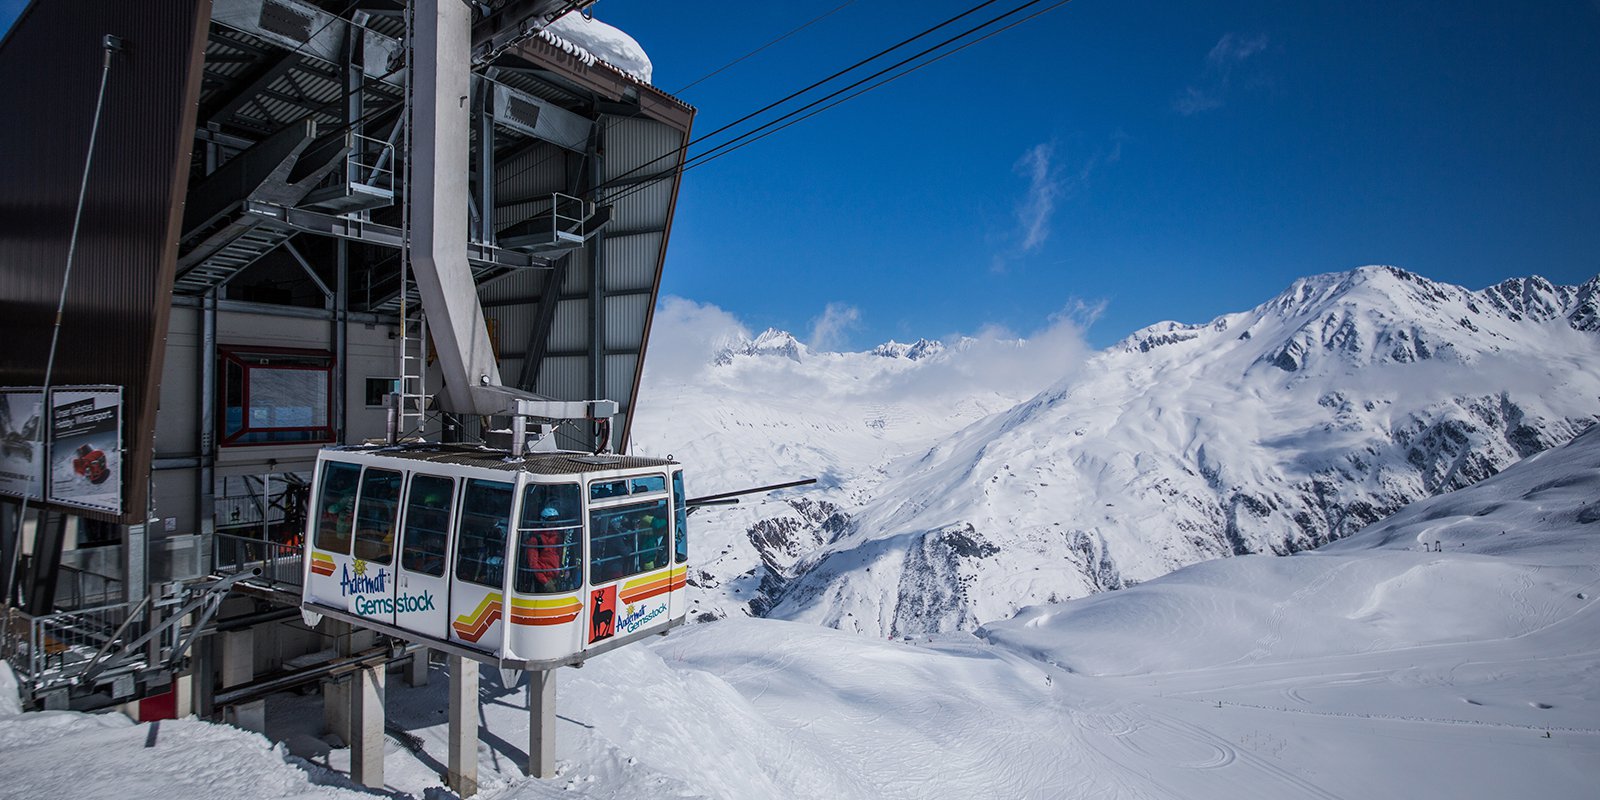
[351,132,396,190]
[213,532,304,589]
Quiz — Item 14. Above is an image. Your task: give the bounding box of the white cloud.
[909,302,1101,400]
[808,303,862,352]
[993,138,1120,272]
[640,296,751,384]
[641,296,1102,414]
[1015,142,1062,253]
[1175,32,1270,116]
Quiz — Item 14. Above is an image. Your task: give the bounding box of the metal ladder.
[395,295,429,440]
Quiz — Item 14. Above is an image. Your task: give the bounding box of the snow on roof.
[543,13,653,84]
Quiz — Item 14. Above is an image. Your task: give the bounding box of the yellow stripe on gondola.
[508,595,581,626]
[310,552,336,576]
[619,566,688,604]
[452,593,503,642]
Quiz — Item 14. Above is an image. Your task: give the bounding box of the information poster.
[48,388,122,514]
[0,389,45,500]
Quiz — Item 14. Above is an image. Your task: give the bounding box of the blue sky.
[599,0,1600,348]
[4,1,1597,350]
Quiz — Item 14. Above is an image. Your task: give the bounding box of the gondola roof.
[325,442,677,475]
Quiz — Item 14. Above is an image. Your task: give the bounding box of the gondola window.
[314,461,361,554]
[455,479,513,588]
[516,483,581,593]
[353,468,402,563]
[401,474,454,577]
[673,472,688,564]
[589,498,670,584]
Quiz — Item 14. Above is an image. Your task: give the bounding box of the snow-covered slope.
[768,267,1600,634]
[631,327,1050,621]
[982,422,1600,678]
[6,426,1597,798]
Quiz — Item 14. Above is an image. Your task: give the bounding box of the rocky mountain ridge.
[757,267,1600,635]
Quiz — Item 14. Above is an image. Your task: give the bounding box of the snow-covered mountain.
[770,267,1600,635]
[637,267,1599,632]
[631,326,1057,622]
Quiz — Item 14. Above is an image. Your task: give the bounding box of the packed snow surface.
[4,424,1597,797]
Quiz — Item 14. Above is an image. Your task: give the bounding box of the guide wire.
[493,0,1014,195]
[600,0,1074,209]
[657,0,1056,186]
[667,0,1076,182]
[670,1,858,95]
[6,38,119,612]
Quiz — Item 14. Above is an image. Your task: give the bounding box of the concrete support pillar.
[220,628,262,731]
[407,647,430,687]
[350,662,386,790]
[448,655,479,797]
[172,672,194,719]
[529,669,555,779]
[190,637,215,719]
[221,629,254,688]
[323,679,351,745]
[323,621,352,744]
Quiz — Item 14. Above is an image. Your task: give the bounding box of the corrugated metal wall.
[0,0,210,523]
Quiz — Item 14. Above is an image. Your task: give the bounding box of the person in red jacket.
[522,506,573,592]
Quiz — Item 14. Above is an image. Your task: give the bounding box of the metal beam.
[475,74,496,245]
[481,286,651,309]
[515,253,570,390]
[507,346,638,360]
[201,52,303,127]
[586,132,607,449]
[239,202,550,269]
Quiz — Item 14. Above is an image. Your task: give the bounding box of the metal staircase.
[173,222,299,295]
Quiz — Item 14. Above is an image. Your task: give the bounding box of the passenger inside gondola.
[516,483,581,593]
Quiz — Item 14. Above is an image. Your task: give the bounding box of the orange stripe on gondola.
[451,595,503,643]
[508,597,581,627]
[509,610,579,626]
[452,607,501,641]
[619,571,687,604]
[619,577,671,603]
[310,556,336,576]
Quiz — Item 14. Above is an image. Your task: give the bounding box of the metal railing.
[351,132,395,192]
[2,600,160,697]
[53,563,122,610]
[212,532,303,591]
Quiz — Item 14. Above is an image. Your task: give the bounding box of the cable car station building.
[0,0,693,789]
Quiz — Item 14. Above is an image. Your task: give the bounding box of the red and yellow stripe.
[310,552,336,577]
[508,595,581,626]
[619,566,687,605]
[452,593,503,642]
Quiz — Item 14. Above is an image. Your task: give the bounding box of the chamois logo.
[589,586,616,644]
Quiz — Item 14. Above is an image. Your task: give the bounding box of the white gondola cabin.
[299,444,688,668]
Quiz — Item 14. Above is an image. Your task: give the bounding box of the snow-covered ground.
[5,423,1596,798]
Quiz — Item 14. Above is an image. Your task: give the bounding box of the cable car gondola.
[300,443,688,669]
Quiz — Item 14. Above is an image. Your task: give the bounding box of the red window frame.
[218,346,335,446]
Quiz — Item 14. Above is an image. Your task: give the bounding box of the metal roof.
[327,443,677,474]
